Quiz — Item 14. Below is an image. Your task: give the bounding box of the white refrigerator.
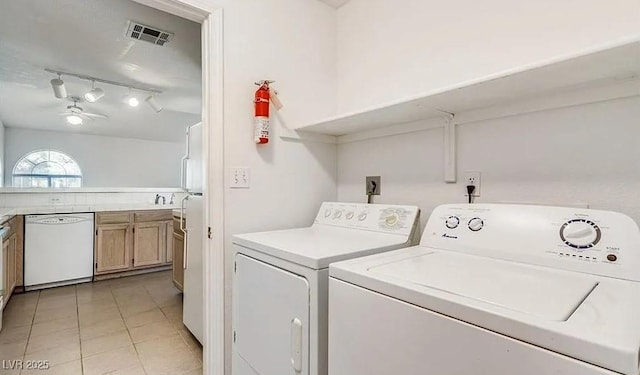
[181,122,204,343]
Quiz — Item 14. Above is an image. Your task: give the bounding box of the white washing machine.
[329,204,640,375]
[232,202,420,375]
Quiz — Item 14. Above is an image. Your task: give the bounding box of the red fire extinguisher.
[253,80,282,144]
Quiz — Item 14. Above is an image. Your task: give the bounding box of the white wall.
[338,96,640,231]
[336,0,640,113]
[4,128,184,187]
[216,0,338,373]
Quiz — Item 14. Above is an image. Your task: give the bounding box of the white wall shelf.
[295,39,640,137]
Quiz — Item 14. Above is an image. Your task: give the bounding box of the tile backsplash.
[0,190,186,208]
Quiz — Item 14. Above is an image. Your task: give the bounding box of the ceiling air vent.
[126,21,173,46]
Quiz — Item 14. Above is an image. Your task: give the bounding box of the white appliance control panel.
[314,202,419,236]
[423,204,640,281]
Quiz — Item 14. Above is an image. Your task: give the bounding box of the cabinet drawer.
[135,210,173,223]
[97,212,133,225]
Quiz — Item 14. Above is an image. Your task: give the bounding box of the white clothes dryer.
[232,202,420,375]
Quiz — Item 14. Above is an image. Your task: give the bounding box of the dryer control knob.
[324,209,332,218]
[468,217,484,232]
[333,210,343,219]
[358,212,368,221]
[385,214,400,227]
[346,212,354,220]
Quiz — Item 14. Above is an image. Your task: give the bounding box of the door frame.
[130,1,224,374]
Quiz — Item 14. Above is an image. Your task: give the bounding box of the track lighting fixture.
[84,81,105,102]
[145,95,163,113]
[50,74,67,99]
[46,69,165,112]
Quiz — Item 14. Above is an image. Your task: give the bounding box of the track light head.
[84,82,104,102]
[50,76,67,99]
[124,88,139,107]
[145,95,163,113]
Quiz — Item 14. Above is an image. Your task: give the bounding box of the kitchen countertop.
[0,204,181,219]
[0,187,185,194]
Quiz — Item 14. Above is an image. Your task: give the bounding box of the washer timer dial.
[468,217,484,232]
[560,219,601,249]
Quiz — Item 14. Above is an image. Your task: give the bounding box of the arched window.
[12,150,83,188]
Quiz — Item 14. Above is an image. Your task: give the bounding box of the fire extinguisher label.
[254,116,270,143]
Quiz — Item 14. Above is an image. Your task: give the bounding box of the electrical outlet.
[366,176,381,195]
[49,195,63,205]
[464,171,481,197]
[230,167,250,189]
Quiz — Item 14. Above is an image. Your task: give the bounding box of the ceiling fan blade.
[83,113,108,119]
[77,113,94,121]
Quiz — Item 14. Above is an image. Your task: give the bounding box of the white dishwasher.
[25,213,94,290]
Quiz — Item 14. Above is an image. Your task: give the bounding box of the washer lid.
[369,251,598,321]
[330,247,640,375]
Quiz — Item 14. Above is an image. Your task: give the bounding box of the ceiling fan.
[58,96,108,125]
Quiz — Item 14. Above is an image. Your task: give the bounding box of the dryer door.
[233,254,310,375]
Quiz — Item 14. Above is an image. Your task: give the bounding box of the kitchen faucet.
[155,194,166,205]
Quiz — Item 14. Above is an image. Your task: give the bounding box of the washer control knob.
[358,212,368,221]
[468,217,484,232]
[607,254,618,262]
[346,212,354,220]
[560,219,601,249]
[445,216,460,229]
[324,209,332,218]
[333,210,343,219]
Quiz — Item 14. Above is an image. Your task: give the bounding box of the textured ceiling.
[317,0,351,8]
[0,0,201,142]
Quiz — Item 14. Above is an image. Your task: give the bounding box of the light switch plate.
[230,167,250,189]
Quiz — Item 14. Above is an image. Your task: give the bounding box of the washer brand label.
[442,233,458,239]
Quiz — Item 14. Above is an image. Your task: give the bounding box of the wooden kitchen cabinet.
[133,221,166,267]
[95,224,132,273]
[172,232,184,291]
[12,216,24,288]
[165,221,173,263]
[3,235,17,303]
[94,210,173,276]
[172,215,185,291]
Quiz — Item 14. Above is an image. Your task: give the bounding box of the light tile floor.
[0,271,202,375]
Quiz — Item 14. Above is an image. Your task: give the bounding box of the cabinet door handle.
[290,318,303,373]
[181,196,189,269]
